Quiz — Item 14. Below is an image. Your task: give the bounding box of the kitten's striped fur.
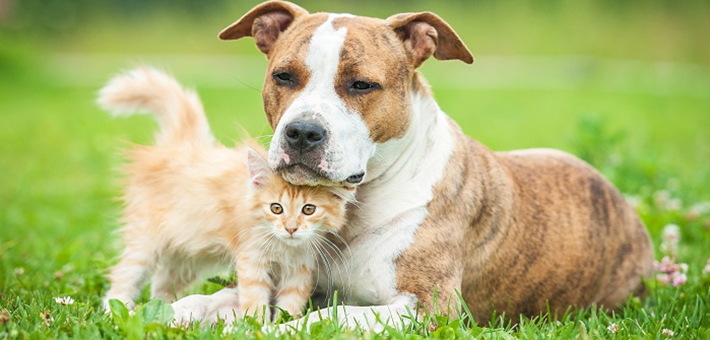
[98,68,350,321]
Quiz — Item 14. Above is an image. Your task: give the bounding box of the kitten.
[97,68,351,321]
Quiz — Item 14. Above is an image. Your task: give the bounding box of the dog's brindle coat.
[171,1,653,328]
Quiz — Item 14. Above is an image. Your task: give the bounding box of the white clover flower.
[653,190,670,208]
[667,198,682,211]
[624,194,642,209]
[660,224,680,257]
[691,202,710,214]
[686,202,710,221]
[662,328,674,336]
[14,268,24,276]
[607,323,619,333]
[54,296,75,305]
[662,224,680,242]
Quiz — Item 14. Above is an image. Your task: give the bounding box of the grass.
[1,0,710,338]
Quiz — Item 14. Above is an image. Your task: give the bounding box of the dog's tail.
[97,67,213,145]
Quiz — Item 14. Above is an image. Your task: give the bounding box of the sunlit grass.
[1,0,710,338]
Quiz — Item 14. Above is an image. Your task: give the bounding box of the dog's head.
[220,1,473,186]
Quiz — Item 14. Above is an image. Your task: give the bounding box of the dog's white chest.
[315,106,457,305]
[316,205,428,305]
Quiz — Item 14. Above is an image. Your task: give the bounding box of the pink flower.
[656,273,671,285]
[654,256,680,274]
[671,272,687,287]
[653,256,688,287]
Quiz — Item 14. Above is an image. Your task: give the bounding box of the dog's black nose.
[285,121,325,152]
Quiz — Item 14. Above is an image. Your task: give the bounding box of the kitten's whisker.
[250,233,275,267]
[233,228,270,257]
[347,198,366,212]
[266,235,278,275]
[228,224,267,248]
[313,238,343,299]
[313,235,348,291]
[314,234,348,266]
[309,238,330,298]
[323,230,353,257]
[311,239,333,297]
[306,240,321,298]
[319,243,346,301]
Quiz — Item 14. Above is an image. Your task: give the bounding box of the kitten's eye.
[302,204,316,215]
[270,203,283,214]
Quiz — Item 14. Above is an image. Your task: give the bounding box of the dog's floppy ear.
[386,12,473,68]
[219,1,309,55]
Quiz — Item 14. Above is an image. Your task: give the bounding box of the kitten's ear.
[246,147,272,189]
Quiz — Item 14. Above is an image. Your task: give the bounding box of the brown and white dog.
[170,1,654,330]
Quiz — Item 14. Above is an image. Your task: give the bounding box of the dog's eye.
[273,72,294,85]
[350,81,380,93]
[352,81,374,90]
[270,203,283,214]
[302,204,316,215]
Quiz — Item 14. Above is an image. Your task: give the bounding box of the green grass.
[2,0,710,338]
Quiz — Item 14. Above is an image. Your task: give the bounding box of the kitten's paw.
[102,295,134,314]
[237,306,270,324]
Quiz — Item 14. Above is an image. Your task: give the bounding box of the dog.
[170,1,654,330]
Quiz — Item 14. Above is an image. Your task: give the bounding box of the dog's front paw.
[170,294,210,327]
[270,319,303,335]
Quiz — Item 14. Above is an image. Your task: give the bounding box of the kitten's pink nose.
[285,226,298,235]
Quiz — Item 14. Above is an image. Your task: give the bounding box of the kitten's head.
[246,148,351,246]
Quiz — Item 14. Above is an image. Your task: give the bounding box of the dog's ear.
[386,12,473,68]
[219,1,309,55]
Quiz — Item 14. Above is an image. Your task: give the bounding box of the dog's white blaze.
[170,12,459,330]
[317,90,456,305]
[268,14,375,182]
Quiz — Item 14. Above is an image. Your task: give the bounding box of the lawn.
[1,0,709,338]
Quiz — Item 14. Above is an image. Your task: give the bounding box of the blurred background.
[1,0,709,301]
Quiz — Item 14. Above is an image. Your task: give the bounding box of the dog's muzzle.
[274,119,365,186]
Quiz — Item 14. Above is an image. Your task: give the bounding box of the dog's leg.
[104,247,154,310]
[172,290,415,332]
[275,294,416,333]
[171,287,241,326]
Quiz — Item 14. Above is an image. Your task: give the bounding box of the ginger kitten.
[97,68,351,321]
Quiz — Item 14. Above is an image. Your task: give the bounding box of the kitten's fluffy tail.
[97,67,213,145]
